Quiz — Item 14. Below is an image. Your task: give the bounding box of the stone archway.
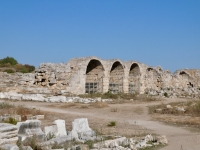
[85,59,104,93]
[109,61,124,93]
[129,63,140,93]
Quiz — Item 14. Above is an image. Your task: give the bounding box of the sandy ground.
[1,98,200,150]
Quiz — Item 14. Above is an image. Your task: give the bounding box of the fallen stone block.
[157,135,168,144]
[0,144,19,150]
[37,136,71,150]
[45,96,67,103]
[0,123,18,145]
[70,118,95,141]
[44,119,67,137]
[17,120,45,142]
[22,94,45,102]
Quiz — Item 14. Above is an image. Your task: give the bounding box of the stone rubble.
[0,117,168,150]
[0,92,112,103]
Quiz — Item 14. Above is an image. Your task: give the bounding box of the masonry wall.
[0,56,200,97]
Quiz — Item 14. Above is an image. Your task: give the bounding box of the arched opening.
[85,60,104,93]
[109,61,124,93]
[129,63,140,93]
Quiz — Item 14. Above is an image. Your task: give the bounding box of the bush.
[107,121,116,127]
[0,57,35,73]
[164,92,168,97]
[3,69,15,73]
[84,140,94,149]
[0,56,18,65]
[4,117,18,125]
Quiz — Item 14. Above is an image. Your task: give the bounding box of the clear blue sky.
[0,0,199,72]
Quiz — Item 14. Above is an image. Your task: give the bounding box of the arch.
[128,63,140,93]
[85,59,104,93]
[109,61,124,93]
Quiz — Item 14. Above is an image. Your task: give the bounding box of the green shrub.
[0,57,35,73]
[164,92,168,97]
[4,117,18,125]
[107,121,116,127]
[84,140,94,149]
[0,56,18,65]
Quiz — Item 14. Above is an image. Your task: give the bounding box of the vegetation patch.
[149,100,200,128]
[107,121,116,127]
[149,101,200,117]
[0,56,35,73]
[4,117,18,125]
[89,102,108,108]
[0,102,44,121]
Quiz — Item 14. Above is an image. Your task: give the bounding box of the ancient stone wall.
[0,57,199,97]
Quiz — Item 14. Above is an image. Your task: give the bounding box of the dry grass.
[149,100,200,128]
[133,106,144,114]
[149,100,200,117]
[0,102,44,121]
[59,103,78,108]
[152,114,200,128]
[136,94,162,102]
[89,102,108,108]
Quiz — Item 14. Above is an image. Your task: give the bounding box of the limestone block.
[36,115,45,120]
[10,93,23,100]
[103,137,128,148]
[175,106,185,112]
[49,78,56,84]
[70,118,94,140]
[157,135,168,144]
[21,146,33,150]
[44,125,57,137]
[52,119,67,137]
[0,123,18,145]
[22,94,45,102]
[17,120,45,142]
[0,92,12,99]
[136,139,146,148]
[144,134,153,142]
[37,136,71,150]
[45,96,67,103]
[166,105,173,109]
[0,144,19,150]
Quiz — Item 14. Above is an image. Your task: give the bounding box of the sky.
[0,0,199,72]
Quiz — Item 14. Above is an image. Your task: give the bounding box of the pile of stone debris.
[0,92,112,103]
[0,117,168,150]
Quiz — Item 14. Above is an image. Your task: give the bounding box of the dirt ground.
[1,97,200,150]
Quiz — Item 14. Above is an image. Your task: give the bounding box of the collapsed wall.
[0,56,200,97]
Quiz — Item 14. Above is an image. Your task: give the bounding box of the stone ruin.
[0,118,168,150]
[0,56,200,98]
